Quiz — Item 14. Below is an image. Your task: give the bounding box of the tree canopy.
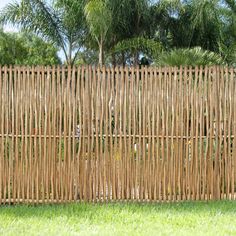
[0,0,235,66]
[0,30,60,65]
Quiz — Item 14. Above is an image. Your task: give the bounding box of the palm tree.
[106,0,152,65]
[112,37,162,66]
[154,47,224,66]
[0,0,86,66]
[84,0,112,66]
[188,0,223,52]
[116,0,152,65]
[222,0,236,65]
[84,0,153,66]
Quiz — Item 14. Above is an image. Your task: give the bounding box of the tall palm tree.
[0,0,86,66]
[84,0,112,66]
[106,0,152,65]
[84,0,153,66]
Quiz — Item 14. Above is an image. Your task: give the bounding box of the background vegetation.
[0,0,235,67]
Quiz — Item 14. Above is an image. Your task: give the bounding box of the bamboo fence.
[0,65,236,204]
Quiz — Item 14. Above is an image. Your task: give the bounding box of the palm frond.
[0,0,66,53]
[85,0,112,43]
[112,37,162,57]
[155,47,225,66]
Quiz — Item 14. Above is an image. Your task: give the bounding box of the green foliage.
[112,37,162,65]
[0,0,86,65]
[20,33,61,65]
[155,47,224,66]
[84,0,111,44]
[113,37,162,56]
[84,0,112,65]
[221,0,236,65]
[75,49,98,65]
[0,30,27,65]
[0,30,60,65]
[0,0,64,46]
[188,0,223,51]
[0,0,235,66]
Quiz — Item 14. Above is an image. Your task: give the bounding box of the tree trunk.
[67,42,73,66]
[112,53,116,67]
[99,42,104,66]
[122,51,125,67]
[134,51,139,66]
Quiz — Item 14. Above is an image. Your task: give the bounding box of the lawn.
[0,201,235,236]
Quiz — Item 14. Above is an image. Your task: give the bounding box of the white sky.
[0,0,19,32]
[0,0,12,9]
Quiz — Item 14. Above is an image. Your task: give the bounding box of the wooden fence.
[0,65,236,204]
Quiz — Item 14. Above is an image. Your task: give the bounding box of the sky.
[0,0,19,32]
[0,0,11,9]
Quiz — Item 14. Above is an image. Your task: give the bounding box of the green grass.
[0,201,236,236]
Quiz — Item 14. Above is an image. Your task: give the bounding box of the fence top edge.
[0,65,235,72]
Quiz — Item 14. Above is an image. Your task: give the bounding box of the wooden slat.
[179,66,184,200]
[231,67,236,200]
[198,66,203,200]
[0,65,235,204]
